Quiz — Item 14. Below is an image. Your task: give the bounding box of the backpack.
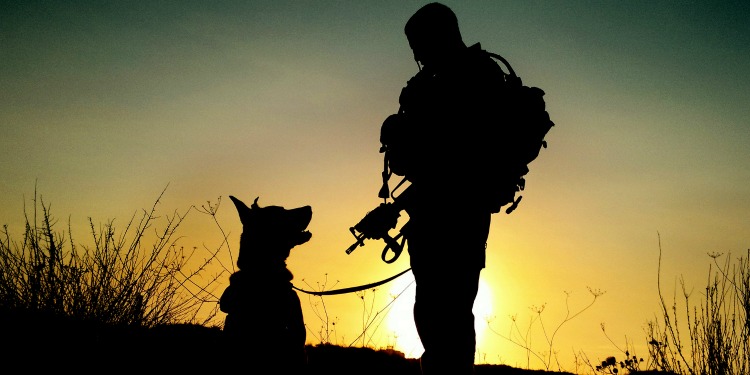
[378,49,554,215]
[483,51,555,214]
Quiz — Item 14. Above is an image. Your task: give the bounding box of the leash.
[292,267,412,296]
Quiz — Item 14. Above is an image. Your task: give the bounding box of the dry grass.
[1,191,744,375]
[645,234,749,375]
[0,186,225,329]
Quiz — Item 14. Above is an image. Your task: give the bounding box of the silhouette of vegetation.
[300,274,414,350]
[575,323,648,374]
[645,234,749,375]
[302,273,343,344]
[0,185,225,330]
[580,236,748,375]
[592,355,642,375]
[484,287,605,373]
[6,188,733,375]
[591,323,646,374]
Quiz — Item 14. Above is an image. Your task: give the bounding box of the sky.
[2,0,749,371]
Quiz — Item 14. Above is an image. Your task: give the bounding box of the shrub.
[0,187,225,329]
[646,234,749,375]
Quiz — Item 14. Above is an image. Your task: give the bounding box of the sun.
[473,277,493,344]
[385,272,494,359]
[383,272,420,357]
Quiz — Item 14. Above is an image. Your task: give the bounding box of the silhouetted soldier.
[375,3,506,374]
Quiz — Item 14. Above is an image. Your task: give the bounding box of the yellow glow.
[474,277,493,347]
[385,272,494,361]
[3,2,749,371]
[384,272,420,357]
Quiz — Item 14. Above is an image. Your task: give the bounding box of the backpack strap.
[484,51,523,88]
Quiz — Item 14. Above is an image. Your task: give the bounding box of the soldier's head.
[405,2,466,70]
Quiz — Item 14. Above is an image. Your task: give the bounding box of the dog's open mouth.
[293,230,312,247]
[287,205,313,247]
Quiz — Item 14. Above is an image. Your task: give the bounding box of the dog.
[219,195,312,371]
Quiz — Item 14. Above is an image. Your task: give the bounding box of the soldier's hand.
[354,203,400,240]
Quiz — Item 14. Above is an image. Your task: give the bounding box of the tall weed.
[646,234,749,375]
[0,186,225,328]
[485,286,605,372]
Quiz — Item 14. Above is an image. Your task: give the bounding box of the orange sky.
[1,1,749,371]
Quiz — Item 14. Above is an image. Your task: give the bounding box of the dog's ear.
[229,195,253,221]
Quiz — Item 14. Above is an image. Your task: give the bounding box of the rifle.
[346,182,411,264]
[347,93,415,263]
